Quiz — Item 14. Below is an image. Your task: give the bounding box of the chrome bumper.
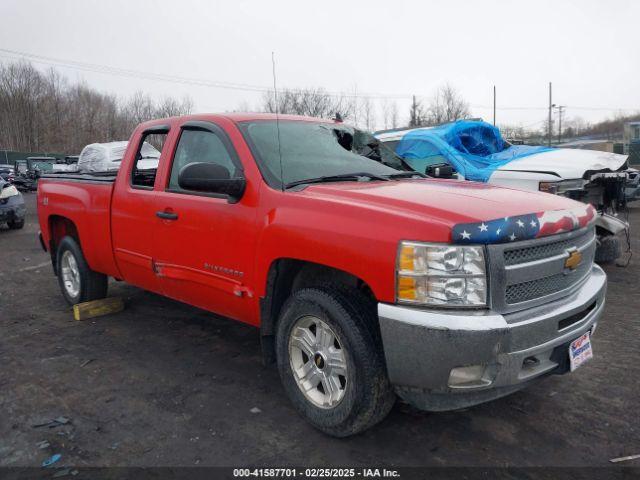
[378,264,607,411]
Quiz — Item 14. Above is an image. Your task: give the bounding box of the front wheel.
[56,236,108,305]
[7,218,24,229]
[595,234,621,264]
[276,287,395,437]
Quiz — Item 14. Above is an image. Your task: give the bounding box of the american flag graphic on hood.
[452,204,596,245]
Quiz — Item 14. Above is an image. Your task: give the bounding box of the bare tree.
[261,87,355,121]
[0,61,45,151]
[380,99,400,130]
[0,60,195,154]
[155,96,194,118]
[381,99,390,130]
[389,101,399,129]
[562,116,589,138]
[408,96,427,127]
[123,91,155,127]
[425,83,470,126]
[360,96,375,131]
[541,118,555,143]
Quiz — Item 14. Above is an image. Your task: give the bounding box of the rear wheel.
[276,286,395,437]
[56,236,108,305]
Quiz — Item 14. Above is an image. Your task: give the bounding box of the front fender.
[596,213,628,236]
[254,205,400,304]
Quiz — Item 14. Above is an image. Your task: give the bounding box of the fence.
[0,150,68,166]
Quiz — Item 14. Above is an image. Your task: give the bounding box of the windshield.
[240,121,409,188]
[30,161,54,171]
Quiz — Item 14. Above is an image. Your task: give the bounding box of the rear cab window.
[130,131,167,189]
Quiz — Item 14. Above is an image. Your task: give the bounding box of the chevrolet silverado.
[37,113,606,436]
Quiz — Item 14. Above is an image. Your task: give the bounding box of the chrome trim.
[377,265,606,411]
[378,303,506,331]
[487,226,596,314]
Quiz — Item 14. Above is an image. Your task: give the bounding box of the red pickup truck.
[37,113,606,436]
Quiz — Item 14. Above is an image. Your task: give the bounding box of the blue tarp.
[394,120,554,182]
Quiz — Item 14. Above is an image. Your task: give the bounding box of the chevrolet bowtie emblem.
[564,248,582,270]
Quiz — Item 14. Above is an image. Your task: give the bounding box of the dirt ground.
[1,193,639,469]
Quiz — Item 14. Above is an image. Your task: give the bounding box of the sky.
[1,0,639,131]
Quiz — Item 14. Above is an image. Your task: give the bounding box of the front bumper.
[378,264,606,411]
[0,195,26,223]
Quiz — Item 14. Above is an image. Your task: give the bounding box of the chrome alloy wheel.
[60,250,80,298]
[288,316,348,409]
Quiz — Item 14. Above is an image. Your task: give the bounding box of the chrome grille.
[503,229,594,266]
[505,258,592,303]
[487,227,596,314]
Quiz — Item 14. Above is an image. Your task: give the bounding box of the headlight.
[539,179,585,195]
[397,242,487,307]
[0,185,19,199]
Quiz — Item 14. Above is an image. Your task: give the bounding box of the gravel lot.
[1,192,639,469]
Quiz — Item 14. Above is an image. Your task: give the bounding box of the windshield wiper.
[285,172,390,189]
[385,172,427,179]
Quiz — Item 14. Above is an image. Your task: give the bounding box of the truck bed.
[37,172,120,279]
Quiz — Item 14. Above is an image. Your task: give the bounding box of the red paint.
[37,113,584,327]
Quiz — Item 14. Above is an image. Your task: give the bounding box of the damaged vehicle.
[0,178,26,229]
[12,157,58,191]
[12,160,36,191]
[0,164,15,183]
[376,120,630,263]
[38,113,605,436]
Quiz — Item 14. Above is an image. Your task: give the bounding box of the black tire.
[56,236,108,305]
[276,286,395,437]
[7,218,24,229]
[595,235,621,264]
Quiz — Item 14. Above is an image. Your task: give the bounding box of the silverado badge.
[564,249,582,270]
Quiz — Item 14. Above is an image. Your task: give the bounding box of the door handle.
[156,210,178,220]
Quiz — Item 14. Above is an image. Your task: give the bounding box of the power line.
[565,105,640,111]
[1,47,639,113]
[0,48,271,93]
[0,47,408,99]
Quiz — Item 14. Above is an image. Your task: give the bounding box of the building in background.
[624,121,640,165]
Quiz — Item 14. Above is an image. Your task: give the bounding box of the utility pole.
[493,85,496,126]
[556,105,565,143]
[411,95,417,126]
[548,82,553,147]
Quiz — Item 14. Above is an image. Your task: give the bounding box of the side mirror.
[426,163,455,179]
[178,162,246,202]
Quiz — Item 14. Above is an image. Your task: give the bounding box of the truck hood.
[302,178,581,229]
[496,148,628,179]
